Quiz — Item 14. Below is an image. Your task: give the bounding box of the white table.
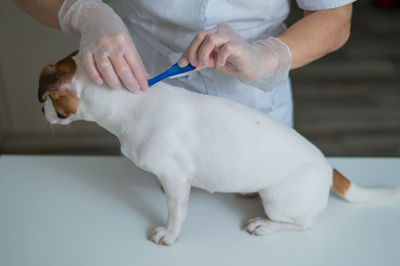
[1,156,399,266]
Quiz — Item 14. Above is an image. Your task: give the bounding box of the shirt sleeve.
[296,0,356,10]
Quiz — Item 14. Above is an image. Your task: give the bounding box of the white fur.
[344,185,400,203]
[43,58,335,245]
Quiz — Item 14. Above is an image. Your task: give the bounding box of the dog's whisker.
[40,117,49,129]
[49,124,55,136]
[65,124,75,134]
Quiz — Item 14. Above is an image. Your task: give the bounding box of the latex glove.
[178,23,292,92]
[58,0,149,92]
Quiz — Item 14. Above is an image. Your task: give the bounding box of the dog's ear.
[38,50,80,117]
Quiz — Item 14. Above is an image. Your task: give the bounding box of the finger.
[108,54,140,92]
[111,32,150,89]
[177,57,203,74]
[216,42,240,67]
[184,27,218,67]
[198,33,229,67]
[178,56,189,68]
[194,64,206,72]
[129,41,150,79]
[94,53,122,90]
[82,52,103,84]
[124,50,149,92]
[114,33,150,81]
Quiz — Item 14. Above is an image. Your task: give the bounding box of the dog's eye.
[56,112,67,119]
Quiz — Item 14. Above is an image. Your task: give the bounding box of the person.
[14,0,355,127]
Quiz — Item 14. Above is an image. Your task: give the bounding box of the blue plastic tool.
[147,63,195,87]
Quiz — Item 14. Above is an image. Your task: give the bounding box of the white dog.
[38,51,400,245]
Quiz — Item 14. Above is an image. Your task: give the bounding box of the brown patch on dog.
[38,50,79,117]
[48,90,79,118]
[332,168,351,197]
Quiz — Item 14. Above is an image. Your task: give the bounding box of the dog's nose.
[41,106,44,114]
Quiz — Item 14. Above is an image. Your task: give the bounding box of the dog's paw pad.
[243,217,272,236]
[148,226,178,246]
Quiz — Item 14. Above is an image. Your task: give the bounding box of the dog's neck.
[77,70,144,139]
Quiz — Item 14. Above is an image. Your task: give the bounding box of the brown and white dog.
[38,51,400,245]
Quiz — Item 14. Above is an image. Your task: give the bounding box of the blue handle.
[147,63,195,87]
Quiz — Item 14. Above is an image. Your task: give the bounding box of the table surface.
[1,155,400,266]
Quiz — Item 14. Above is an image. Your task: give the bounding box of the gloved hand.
[178,23,292,92]
[58,0,149,92]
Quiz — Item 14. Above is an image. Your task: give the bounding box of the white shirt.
[122,0,355,127]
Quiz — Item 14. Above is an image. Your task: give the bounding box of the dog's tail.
[332,168,400,203]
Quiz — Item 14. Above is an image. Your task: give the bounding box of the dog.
[38,51,400,245]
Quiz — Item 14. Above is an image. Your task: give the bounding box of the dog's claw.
[158,236,165,245]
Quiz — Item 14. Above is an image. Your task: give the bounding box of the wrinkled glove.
[58,0,149,92]
[178,23,292,92]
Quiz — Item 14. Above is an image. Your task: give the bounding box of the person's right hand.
[58,0,149,92]
[178,23,292,92]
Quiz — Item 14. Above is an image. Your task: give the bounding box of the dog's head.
[38,50,81,125]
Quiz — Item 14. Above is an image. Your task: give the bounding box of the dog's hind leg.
[148,176,191,245]
[243,216,313,236]
[243,178,329,236]
[243,192,314,236]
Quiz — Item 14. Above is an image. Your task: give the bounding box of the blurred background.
[0,0,399,156]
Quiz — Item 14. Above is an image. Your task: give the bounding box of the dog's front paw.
[148,226,179,246]
[243,217,272,236]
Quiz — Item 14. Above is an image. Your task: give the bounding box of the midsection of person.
[122,0,294,127]
[122,0,289,52]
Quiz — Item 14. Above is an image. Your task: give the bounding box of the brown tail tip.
[332,169,351,197]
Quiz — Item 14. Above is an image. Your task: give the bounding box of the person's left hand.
[178,23,291,83]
